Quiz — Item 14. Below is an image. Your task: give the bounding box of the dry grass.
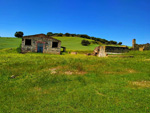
[129,81,150,88]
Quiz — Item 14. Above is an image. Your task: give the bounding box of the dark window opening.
[25,39,31,46]
[52,42,58,48]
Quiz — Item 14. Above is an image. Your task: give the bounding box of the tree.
[118,42,122,45]
[81,40,90,46]
[53,33,58,35]
[65,33,70,37]
[71,34,76,37]
[57,33,63,36]
[109,40,117,45]
[15,31,24,38]
[47,32,53,36]
[80,34,90,39]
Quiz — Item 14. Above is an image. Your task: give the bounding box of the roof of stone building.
[23,34,61,42]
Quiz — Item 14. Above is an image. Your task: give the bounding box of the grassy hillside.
[0,48,150,112]
[0,37,21,49]
[0,37,99,51]
[54,36,99,51]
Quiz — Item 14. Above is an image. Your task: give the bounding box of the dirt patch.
[129,81,150,88]
[144,59,150,61]
[49,66,87,75]
[64,70,87,75]
[104,69,137,74]
[49,66,62,74]
[127,69,137,73]
[49,68,57,74]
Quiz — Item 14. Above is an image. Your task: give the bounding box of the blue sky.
[0,0,150,46]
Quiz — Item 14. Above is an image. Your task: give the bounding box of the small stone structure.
[132,39,136,49]
[132,39,150,51]
[94,46,129,57]
[70,52,77,55]
[21,34,61,54]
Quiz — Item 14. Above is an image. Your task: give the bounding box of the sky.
[0,0,150,46]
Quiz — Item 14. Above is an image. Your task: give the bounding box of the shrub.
[81,40,90,46]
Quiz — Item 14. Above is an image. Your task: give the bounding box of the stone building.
[21,34,61,54]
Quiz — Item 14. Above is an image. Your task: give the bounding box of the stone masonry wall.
[22,37,61,54]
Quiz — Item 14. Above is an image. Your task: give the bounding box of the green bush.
[81,40,90,46]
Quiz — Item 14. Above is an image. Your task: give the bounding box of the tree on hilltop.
[57,33,63,36]
[15,31,24,38]
[65,33,70,37]
[118,42,122,45]
[47,32,53,36]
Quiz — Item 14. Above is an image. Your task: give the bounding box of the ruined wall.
[133,44,150,51]
[94,46,129,57]
[105,46,129,53]
[22,37,61,54]
[131,39,150,51]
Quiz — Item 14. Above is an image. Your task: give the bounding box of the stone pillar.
[132,39,136,49]
[98,46,107,57]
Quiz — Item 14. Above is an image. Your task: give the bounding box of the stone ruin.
[93,46,129,57]
[132,39,150,51]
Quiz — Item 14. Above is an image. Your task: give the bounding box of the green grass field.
[0,48,150,112]
[0,37,150,112]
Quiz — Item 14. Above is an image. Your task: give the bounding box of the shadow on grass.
[16,44,21,53]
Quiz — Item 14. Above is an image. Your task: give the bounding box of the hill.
[0,37,21,49]
[0,36,99,51]
[54,36,99,51]
[0,36,124,52]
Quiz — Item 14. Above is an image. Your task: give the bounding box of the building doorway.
[37,43,43,53]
